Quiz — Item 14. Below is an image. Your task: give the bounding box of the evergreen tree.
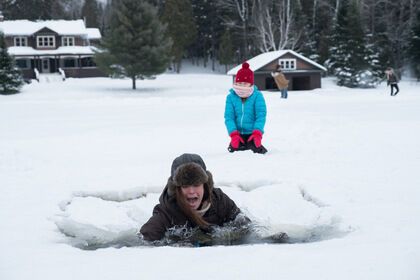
[47,0,67,19]
[298,0,335,65]
[409,11,420,80]
[148,0,165,15]
[326,0,380,88]
[364,33,383,83]
[95,0,172,90]
[2,0,66,20]
[190,0,223,70]
[0,0,13,19]
[81,0,101,28]
[374,32,393,73]
[299,24,319,63]
[2,0,42,20]
[218,28,235,73]
[162,0,197,73]
[0,33,24,95]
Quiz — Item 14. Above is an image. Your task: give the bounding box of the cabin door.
[41,58,50,73]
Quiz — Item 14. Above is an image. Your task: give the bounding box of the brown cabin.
[228,50,327,91]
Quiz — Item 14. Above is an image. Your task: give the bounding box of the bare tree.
[61,0,83,19]
[216,0,252,60]
[312,0,318,28]
[334,0,341,19]
[251,0,303,52]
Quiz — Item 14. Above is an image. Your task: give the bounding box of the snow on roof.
[0,20,88,36]
[227,49,327,75]
[86,28,101,40]
[8,46,96,56]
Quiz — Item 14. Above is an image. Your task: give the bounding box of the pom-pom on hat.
[235,62,254,85]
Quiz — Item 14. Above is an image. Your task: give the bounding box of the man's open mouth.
[186,197,199,204]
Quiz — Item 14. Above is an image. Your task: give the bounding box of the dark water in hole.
[61,222,348,250]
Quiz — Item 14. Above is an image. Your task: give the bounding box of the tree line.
[1,0,420,89]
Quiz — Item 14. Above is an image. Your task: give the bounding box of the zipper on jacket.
[240,102,245,134]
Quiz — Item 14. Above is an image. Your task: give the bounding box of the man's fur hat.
[173,162,209,187]
[167,154,213,200]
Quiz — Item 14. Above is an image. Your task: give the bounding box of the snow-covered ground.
[1,71,419,280]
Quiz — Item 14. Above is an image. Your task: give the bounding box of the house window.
[63,58,76,68]
[278,59,296,70]
[37,36,55,48]
[81,57,96,67]
[15,59,30,69]
[14,37,28,47]
[62,37,75,46]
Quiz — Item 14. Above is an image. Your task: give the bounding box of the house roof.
[227,49,327,75]
[0,19,92,36]
[86,28,101,40]
[8,46,96,56]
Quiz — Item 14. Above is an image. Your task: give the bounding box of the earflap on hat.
[202,170,214,202]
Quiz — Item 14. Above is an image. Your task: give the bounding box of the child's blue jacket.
[224,86,267,135]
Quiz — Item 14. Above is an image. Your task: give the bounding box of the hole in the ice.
[54,183,352,250]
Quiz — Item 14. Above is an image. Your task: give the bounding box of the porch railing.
[34,68,40,82]
[58,68,66,81]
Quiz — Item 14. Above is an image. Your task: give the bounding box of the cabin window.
[62,37,75,46]
[278,59,296,70]
[15,59,30,69]
[63,58,76,68]
[14,37,28,47]
[81,57,96,67]
[37,36,55,48]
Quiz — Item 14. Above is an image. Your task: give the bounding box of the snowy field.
[1,70,420,280]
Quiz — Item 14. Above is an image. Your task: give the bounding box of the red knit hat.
[235,62,254,85]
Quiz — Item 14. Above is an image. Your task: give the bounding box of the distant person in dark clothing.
[385,67,400,96]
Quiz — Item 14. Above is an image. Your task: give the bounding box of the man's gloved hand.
[230,131,244,149]
[248,130,263,148]
[188,228,213,247]
[209,225,251,246]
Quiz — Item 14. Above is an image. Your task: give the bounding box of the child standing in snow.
[224,62,267,154]
[385,67,400,96]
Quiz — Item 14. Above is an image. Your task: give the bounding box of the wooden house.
[0,19,105,80]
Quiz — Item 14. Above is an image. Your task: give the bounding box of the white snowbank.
[1,74,419,280]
